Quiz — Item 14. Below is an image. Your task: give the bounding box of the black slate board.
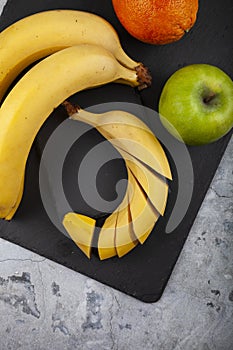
[0,0,232,302]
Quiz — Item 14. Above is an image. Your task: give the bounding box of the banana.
[64,104,172,259]
[119,150,168,216]
[70,108,172,180]
[0,10,151,102]
[0,44,145,219]
[64,158,160,260]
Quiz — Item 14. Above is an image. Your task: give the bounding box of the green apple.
[159,64,233,146]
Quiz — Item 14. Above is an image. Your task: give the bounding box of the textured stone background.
[0,1,232,349]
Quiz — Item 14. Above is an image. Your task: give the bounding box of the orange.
[112,0,199,45]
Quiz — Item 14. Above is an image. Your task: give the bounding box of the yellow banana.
[64,158,160,260]
[97,168,156,260]
[70,108,172,180]
[0,44,145,219]
[64,105,172,259]
[0,9,151,102]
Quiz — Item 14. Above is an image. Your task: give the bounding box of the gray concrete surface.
[0,1,233,349]
[0,137,232,350]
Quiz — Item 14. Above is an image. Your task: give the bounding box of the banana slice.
[114,185,138,258]
[98,192,132,260]
[127,169,159,244]
[98,211,118,260]
[120,151,169,216]
[63,213,96,259]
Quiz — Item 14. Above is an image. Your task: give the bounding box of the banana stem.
[118,63,152,90]
[63,101,97,127]
[62,101,81,115]
[135,64,152,90]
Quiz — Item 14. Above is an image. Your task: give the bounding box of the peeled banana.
[0,9,151,102]
[0,44,146,219]
[64,104,172,259]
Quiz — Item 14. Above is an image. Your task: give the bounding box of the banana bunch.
[0,9,151,102]
[63,104,172,259]
[0,10,171,259]
[0,10,151,220]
